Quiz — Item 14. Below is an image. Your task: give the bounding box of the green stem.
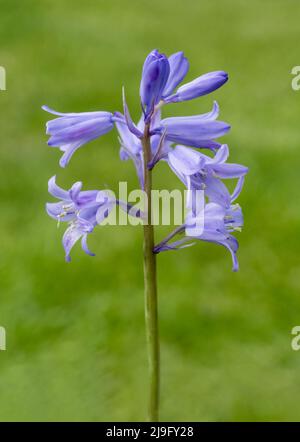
[142,123,159,422]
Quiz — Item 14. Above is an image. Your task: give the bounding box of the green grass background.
[0,0,300,421]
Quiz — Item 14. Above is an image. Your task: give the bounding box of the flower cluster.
[44,49,247,269]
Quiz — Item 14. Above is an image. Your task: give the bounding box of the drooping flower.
[154,202,243,272]
[42,106,114,167]
[153,137,247,271]
[154,102,230,149]
[186,202,243,271]
[46,176,116,261]
[168,143,248,207]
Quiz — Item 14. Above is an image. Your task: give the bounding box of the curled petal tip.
[59,157,67,168]
[81,235,96,257]
[42,105,62,115]
[42,105,53,112]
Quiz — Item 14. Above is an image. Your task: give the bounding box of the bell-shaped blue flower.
[43,106,114,167]
[168,143,248,207]
[185,202,242,271]
[140,50,170,119]
[155,202,243,272]
[154,101,230,149]
[46,176,115,261]
[164,71,228,103]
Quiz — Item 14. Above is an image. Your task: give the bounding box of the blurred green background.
[0,0,300,422]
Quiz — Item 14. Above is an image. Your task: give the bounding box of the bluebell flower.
[154,202,243,272]
[42,106,114,167]
[164,71,228,103]
[186,202,243,271]
[168,143,248,207]
[154,141,247,271]
[46,176,116,261]
[154,101,230,149]
[140,50,170,119]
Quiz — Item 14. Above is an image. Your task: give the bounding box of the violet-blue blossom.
[42,106,114,167]
[154,113,230,149]
[154,202,243,272]
[44,48,247,270]
[139,50,170,119]
[164,71,228,103]
[168,143,248,208]
[46,176,116,261]
[156,143,248,268]
[186,201,243,272]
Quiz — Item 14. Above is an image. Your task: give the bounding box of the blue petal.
[167,71,228,102]
[76,190,99,208]
[208,143,229,164]
[199,232,239,272]
[203,175,232,207]
[202,203,226,232]
[213,163,248,179]
[231,176,246,202]
[43,105,111,119]
[167,137,222,150]
[59,142,82,168]
[78,204,100,226]
[159,116,230,148]
[140,50,170,116]
[160,116,230,137]
[46,202,75,222]
[48,175,69,200]
[48,116,113,146]
[62,224,84,262]
[162,51,189,98]
[81,234,95,257]
[69,181,83,201]
[115,113,141,155]
[168,145,204,175]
